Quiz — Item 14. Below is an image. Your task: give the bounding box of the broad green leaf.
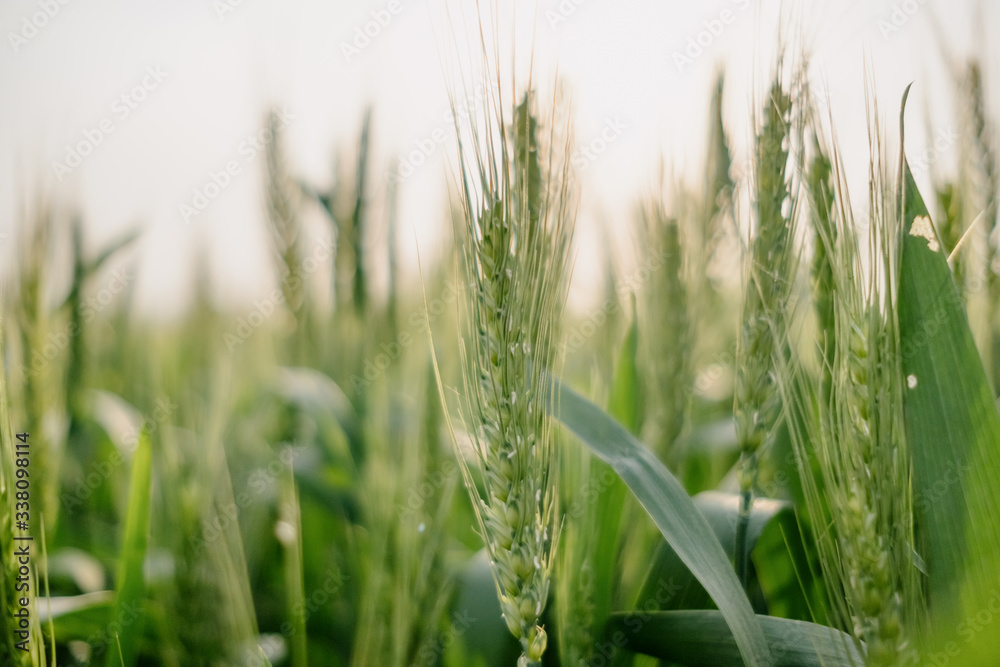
[548,378,774,667]
[897,87,1000,629]
[607,610,862,667]
[107,431,151,667]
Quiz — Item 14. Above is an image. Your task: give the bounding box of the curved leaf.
[547,378,773,667]
[633,491,821,622]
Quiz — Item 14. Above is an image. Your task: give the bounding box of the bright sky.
[1,0,996,318]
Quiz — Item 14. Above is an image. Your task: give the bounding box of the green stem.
[735,453,755,589]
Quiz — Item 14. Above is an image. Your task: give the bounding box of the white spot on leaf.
[275,520,296,545]
[910,216,940,252]
[907,374,918,389]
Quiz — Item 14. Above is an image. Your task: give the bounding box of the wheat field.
[3,3,1000,666]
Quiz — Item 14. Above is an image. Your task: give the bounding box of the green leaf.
[607,610,862,667]
[548,378,774,667]
[897,86,1000,627]
[106,431,151,667]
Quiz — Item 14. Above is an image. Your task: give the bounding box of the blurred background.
[1,0,996,317]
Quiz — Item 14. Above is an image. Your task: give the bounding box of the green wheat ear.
[734,71,796,585]
[785,91,921,665]
[640,200,690,460]
[443,82,574,667]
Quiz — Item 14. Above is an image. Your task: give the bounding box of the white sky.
[0,0,997,318]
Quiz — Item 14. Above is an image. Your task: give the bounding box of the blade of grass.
[106,430,151,667]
